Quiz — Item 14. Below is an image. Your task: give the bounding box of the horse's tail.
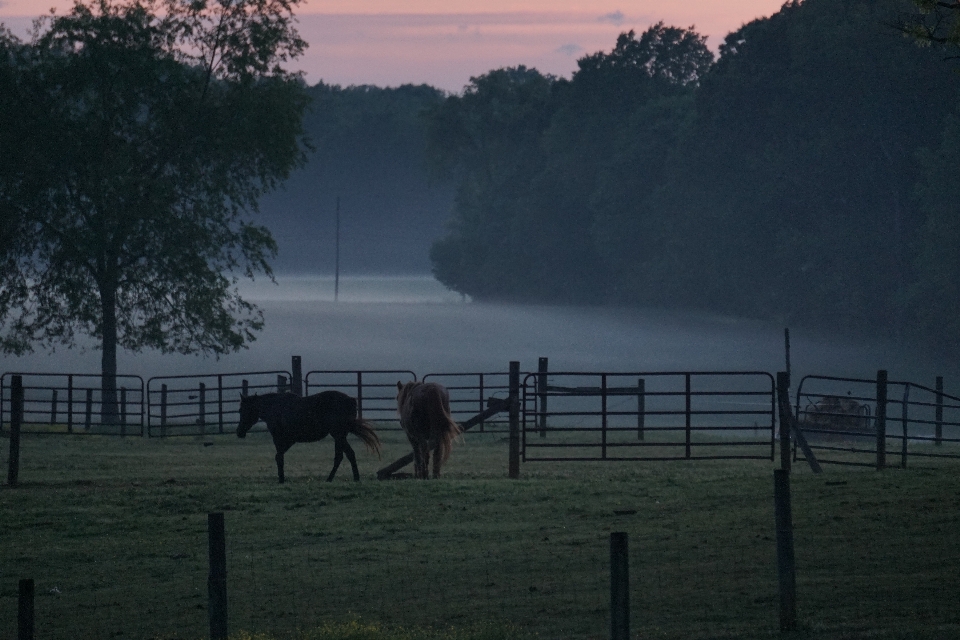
[350,418,382,458]
[427,386,462,464]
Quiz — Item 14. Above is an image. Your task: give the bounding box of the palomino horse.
[396,381,461,479]
[237,391,381,483]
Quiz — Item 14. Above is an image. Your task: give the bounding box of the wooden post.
[18,578,34,640]
[276,374,287,393]
[684,373,692,459]
[84,388,93,431]
[478,373,485,432]
[601,374,608,461]
[67,375,74,434]
[876,370,888,470]
[208,512,228,640]
[538,357,548,438]
[900,384,910,469]
[50,389,58,427]
[509,361,520,479]
[935,376,943,447]
[774,470,797,632]
[199,382,207,434]
[610,532,629,640]
[784,328,791,388]
[120,387,127,437]
[356,371,364,420]
[160,384,168,438]
[777,372,791,473]
[291,356,303,397]
[241,379,249,398]
[637,378,645,441]
[218,375,224,434]
[8,375,23,486]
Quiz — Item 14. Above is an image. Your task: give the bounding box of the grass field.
[1,429,959,640]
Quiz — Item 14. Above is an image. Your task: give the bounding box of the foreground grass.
[1,430,959,640]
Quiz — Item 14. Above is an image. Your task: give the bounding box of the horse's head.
[236,394,260,438]
[396,380,416,413]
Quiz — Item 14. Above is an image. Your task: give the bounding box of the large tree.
[0,0,309,417]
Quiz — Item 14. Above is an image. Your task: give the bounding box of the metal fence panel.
[304,370,416,427]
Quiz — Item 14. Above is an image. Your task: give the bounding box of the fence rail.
[0,372,145,436]
[304,370,416,426]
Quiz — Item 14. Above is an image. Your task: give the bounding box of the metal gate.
[0,372,145,436]
[521,371,776,461]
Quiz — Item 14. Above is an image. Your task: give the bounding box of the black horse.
[236,391,381,483]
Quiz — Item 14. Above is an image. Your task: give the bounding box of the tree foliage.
[0,0,309,407]
[426,0,960,352]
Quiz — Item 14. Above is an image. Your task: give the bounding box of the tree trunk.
[100,282,119,425]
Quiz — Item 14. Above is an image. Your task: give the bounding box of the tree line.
[424,0,960,353]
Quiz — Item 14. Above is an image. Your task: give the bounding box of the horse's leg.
[341,438,360,481]
[327,438,344,482]
[412,441,426,479]
[275,441,292,484]
[432,442,442,479]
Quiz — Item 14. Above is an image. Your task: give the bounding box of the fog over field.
[1,276,956,392]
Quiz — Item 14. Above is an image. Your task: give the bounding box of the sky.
[0,0,787,92]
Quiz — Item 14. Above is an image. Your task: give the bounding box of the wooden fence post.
[50,389,58,427]
[84,388,93,431]
[67,375,74,434]
[356,371,364,420]
[538,357,548,438]
[18,578,34,640]
[120,387,127,437]
[935,376,943,447]
[900,384,910,469]
[777,372,791,472]
[601,374,608,461]
[509,361,520,479]
[610,532,629,640]
[199,382,207,434]
[684,373,692,459]
[291,356,303,396]
[876,370,887,470]
[218,375,224,434]
[208,512,228,640]
[160,384,168,438]
[637,378,645,441]
[7,375,23,486]
[774,469,797,632]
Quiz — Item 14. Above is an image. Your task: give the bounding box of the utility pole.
[335,196,340,302]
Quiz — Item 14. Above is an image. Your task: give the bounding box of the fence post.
[610,532,629,640]
[161,384,168,438]
[538,357,548,438]
[50,389,58,427]
[276,374,287,393]
[637,378,645,440]
[291,356,303,396]
[356,371,364,420]
[208,512,228,640]
[685,373,692,459]
[601,374,608,461]
[876,370,887,470]
[774,469,797,632]
[218,375,224,434]
[84,389,94,431]
[241,379,248,397]
[509,361,520,479]
[199,382,207,434]
[7,375,23,486]
[67,375,74,434]
[935,376,943,447]
[900,384,909,469]
[120,387,127,437]
[777,372,791,472]
[478,373,485,432]
[18,578,34,640]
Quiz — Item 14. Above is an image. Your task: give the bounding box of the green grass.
[1,430,959,640]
